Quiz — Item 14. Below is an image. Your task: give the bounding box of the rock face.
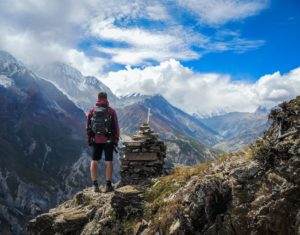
[142,96,300,235]
[0,51,92,234]
[27,188,114,235]
[120,123,167,185]
[111,185,144,220]
[27,96,300,235]
[27,186,145,235]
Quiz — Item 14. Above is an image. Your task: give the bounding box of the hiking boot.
[102,184,114,193]
[93,185,100,193]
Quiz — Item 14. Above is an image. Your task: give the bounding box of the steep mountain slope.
[28,96,300,235]
[33,63,120,112]
[120,94,219,145]
[0,51,94,234]
[201,107,269,151]
[118,94,221,165]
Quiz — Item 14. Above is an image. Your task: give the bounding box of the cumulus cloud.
[177,0,269,25]
[65,50,107,76]
[101,60,300,115]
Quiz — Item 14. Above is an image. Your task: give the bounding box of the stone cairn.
[120,123,167,185]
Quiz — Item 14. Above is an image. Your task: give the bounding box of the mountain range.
[0,50,270,234]
[33,62,223,165]
[201,107,269,152]
[33,61,269,155]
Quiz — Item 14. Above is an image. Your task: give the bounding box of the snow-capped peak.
[51,62,83,82]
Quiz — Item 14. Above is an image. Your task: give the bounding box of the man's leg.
[90,160,99,181]
[103,144,114,192]
[106,161,113,182]
[91,144,103,192]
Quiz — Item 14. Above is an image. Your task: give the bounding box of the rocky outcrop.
[145,96,300,235]
[27,96,300,235]
[27,186,144,235]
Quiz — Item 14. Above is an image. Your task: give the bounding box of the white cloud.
[207,37,265,53]
[65,50,107,76]
[89,19,205,65]
[0,0,170,66]
[253,69,300,104]
[100,60,300,115]
[0,0,267,69]
[0,25,105,76]
[177,0,269,25]
[90,19,174,47]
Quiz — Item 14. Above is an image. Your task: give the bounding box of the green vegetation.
[251,136,271,161]
[140,149,254,233]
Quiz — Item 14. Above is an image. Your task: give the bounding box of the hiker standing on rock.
[86,92,120,193]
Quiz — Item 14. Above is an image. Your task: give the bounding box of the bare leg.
[90,160,98,181]
[106,161,113,181]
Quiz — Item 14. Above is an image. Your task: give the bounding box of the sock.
[106,180,112,186]
[93,180,98,186]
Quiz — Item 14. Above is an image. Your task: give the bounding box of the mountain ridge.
[32,62,120,112]
[200,108,269,152]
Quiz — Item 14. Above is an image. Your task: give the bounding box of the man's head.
[98,92,107,100]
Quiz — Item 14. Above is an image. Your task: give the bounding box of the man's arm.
[112,109,120,145]
[86,109,94,145]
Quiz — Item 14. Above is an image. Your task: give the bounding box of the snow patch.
[28,139,37,155]
[78,81,87,91]
[41,144,52,170]
[0,75,13,88]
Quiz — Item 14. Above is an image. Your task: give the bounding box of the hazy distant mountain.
[118,94,221,165]
[33,63,120,112]
[120,94,220,145]
[200,108,269,152]
[0,51,113,234]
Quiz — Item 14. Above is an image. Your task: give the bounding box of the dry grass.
[142,150,254,233]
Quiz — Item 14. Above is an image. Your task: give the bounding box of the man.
[86,92,119,193]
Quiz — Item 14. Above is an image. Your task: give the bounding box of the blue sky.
[182,0,300,80]
[0,0,300,115]
[74,0,300,80]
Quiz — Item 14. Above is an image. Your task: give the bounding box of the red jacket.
[86,98,120,144]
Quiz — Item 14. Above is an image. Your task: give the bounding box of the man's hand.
[113,142,118,153]
[88,136,94,146]
[87,129,95,146]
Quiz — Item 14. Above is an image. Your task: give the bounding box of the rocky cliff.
[0,51,93,234]
[28,96,300,235]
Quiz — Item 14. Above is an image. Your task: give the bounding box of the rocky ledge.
[28,96,300,235]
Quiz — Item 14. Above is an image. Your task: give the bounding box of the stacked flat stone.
[120,123,167,185]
